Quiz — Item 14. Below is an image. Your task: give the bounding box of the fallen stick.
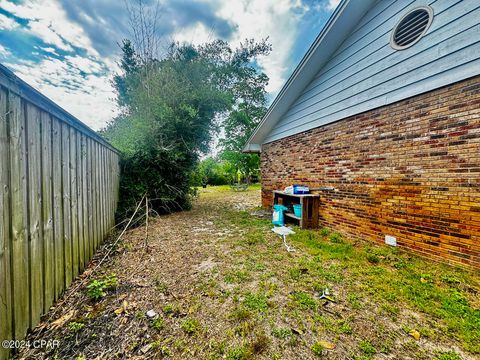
[144,195,149,251]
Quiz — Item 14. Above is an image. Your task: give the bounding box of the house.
[245,0,480,269]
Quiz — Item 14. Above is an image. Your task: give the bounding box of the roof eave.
[242,143,261,153]
[245,0,376,150]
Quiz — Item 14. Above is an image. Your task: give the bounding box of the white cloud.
[27,19,73,52]
[5,57,119,130]
[216,0,306,95]
[0,0,97,55]
[0,12,18,30]
[0,44,11,57]
[0,0,113,128]
[65,55,104,74]
[325,0,341,11]
[40,47,59,55]
[174,22,216,46]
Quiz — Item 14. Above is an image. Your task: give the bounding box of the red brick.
[260,76,480,269]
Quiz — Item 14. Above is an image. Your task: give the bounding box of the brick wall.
[260,76,480,269]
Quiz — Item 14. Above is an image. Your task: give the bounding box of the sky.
[0,0,339,130]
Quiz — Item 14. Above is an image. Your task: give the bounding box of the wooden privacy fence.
[0,64,120,359]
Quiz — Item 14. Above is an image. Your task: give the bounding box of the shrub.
[103,40,271,221]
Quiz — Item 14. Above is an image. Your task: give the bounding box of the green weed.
[292,291,317,310]
[358,340,376,356]
[243,293,269,312]
[226,345,251,360]
[435,350,461,360]
[86,273,118,300]
[319,227,331,237]
[229,307,252,322]
[271,327,293,339]
[181,318,200,334]
[311,342,324,356]
[150,318,164,331]
[329,232,343,243]
[68,322,85,333]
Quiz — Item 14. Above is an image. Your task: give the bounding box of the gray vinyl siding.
[265,0,480,144]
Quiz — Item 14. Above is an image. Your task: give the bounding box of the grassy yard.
[19,185,479,359]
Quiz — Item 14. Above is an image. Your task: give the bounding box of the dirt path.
[18,186,479,359]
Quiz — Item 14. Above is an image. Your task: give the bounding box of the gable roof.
[244,0,377,152]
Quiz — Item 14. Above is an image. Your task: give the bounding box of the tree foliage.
[191,157,232,187]
[102,38,270,218]
[218,40,270,183]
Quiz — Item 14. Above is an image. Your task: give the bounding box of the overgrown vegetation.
[102,26,270,219]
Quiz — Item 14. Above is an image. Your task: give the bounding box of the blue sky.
[0,0,339,130]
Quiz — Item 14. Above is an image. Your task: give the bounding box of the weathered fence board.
[77,134,88,271]
[26,103,44,328]
[92,142,98,250]
[41,111,54,312]
[51,118,64,298]
[0,88,12,360]
[69,128,79,279]
[8,93,30,340]
[0,63,120,360]
[62,123,72,287]
[86,138,93,260]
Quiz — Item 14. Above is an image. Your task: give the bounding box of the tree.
[191,157,230,187]
[218,40,270,183]
[112,39,139,110]
[102,38,270,219]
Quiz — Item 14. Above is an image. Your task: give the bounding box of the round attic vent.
[390,6,433,50]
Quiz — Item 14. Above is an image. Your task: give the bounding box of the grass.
[271,327,293,339]
[27,185,478,360]
[242,292,269,312]
[284,228,480,354]
[311,342,324,356]
[68,321,85,333]
[210,187,479,356]
[150,318,164,331]
[358,340,376,356]
[291,291,317,310]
